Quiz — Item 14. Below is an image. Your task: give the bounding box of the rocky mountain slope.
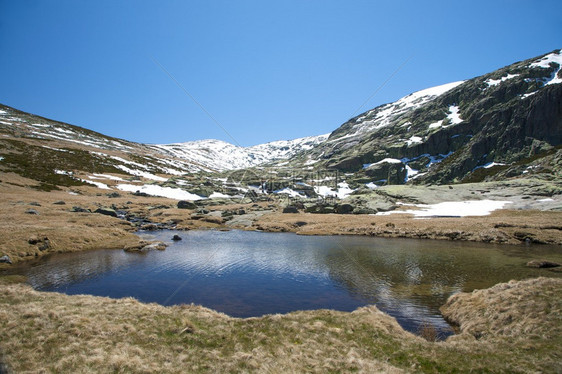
[284,49,562,187]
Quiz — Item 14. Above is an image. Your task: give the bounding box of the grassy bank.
[1,277,560,373]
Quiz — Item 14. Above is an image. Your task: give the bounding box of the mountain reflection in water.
[7,230,562,336]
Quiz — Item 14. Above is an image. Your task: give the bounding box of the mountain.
[150,135,328,171]
[0,103,327,195]
[284,49,562,187]
[1,49,561,202]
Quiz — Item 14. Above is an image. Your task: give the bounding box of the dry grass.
[1,277,561,373]
[253,210,562,245]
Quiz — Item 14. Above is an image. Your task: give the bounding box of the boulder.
[0,255,12,264]
[71,206,91,213]
[52,200,66,205]
[282,206,300,213]
[335,204,354,214]
[25,209,39,215]
[178,200,198,209]
[172,234,182,241]
[94,208,118,217]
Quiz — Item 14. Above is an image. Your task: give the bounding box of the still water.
[7,230,562,336]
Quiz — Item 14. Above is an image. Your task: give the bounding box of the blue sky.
[1,1,561,146]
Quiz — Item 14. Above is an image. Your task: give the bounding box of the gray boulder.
[94,208,118,217]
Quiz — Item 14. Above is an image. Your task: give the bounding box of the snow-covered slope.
[151,134,329,171]
[330,81,465,141]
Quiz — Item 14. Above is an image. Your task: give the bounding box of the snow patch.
[209,192,231,199]
[485,74,519,87]
[406,136,423,146]
[429,120,443,129]
[117,184,203,200]
[377,200,512,217]
[115,165,167,182]
[447,105,463,125]
[529,51,562,86]
[92,173,126,181]
[81,179,111,190]
[363,158,402,169]
[54,170,72,176]
[275,188,305,198]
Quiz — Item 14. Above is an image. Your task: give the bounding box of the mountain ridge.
[1,48,561,201]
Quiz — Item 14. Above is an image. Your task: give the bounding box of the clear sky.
[1,1,561,147]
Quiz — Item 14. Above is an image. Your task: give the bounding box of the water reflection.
[5,230,562,336]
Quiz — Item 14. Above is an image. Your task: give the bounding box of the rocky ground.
[1,172,562,268]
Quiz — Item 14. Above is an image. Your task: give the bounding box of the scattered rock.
[172,234,182,241]
[94,207,118,217]
[0,255,12,264]
[52,201,66,205]
[282,206,299,213]
[29,202,41,207]
[71,206,91,213]
[106,192,121,198]
[526,260,561,268]
[132,190,150,197]
[178,200,198,209]
[28,237,50,251]
[25,209,39,215]
[335,204,354,214]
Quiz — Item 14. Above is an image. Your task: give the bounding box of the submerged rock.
[124,241,168,253]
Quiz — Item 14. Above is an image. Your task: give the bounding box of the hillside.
[285,49,562,187]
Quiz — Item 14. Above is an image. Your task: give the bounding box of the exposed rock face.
[284,49,562,186]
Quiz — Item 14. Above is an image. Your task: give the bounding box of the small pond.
[5,230,562,337]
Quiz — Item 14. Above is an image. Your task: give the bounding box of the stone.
[172,234,182,241]
[71,206,91,213]
[282,206,299,213]
[94,208,118,217]
[25,209,39,215]
[29,202,41,206]
[52,201,66,205]
[526,260,561,268]
[0,255,12,264]
[178,200,198,209]
[335,204,354,214]
[132,190,150,197]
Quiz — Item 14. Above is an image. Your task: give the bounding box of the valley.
[1,48,561,373]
